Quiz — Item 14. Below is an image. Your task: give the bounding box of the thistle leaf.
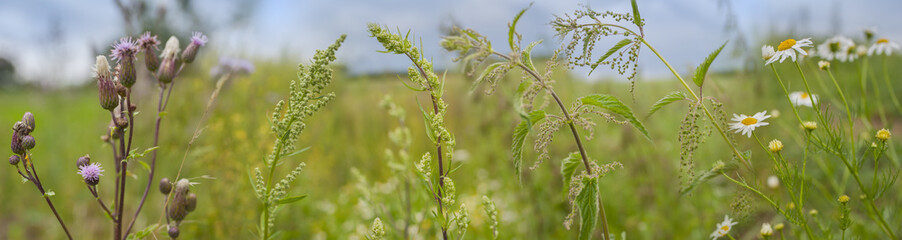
[647,91,689,117]
[576,176,599,240]
[580,94,651,141]
[512,110,546,175]
[589,39,632,75]
[692,42,727,88]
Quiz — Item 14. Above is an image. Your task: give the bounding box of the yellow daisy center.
[800,93,809,99]
[741,117,758,126]
[778,39,796,51]
[878,38,889,44]
[721,225,730,231]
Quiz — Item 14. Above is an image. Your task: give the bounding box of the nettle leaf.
[521,40,543,71]
[471,62,509,93]
[277,195,307,205]
[560,152,582,190]
[631,0,642,27]
[692,42,727,88]
[576,176,600,240]
[590,39,632,75]
[512,110,546,175]
[508,3,533,51]
[647,91,689,117]
[580,94,651,141]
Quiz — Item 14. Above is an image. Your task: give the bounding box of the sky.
[1,0,901,86]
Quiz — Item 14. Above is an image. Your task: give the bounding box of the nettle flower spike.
[158,36,181,83]
[111,37,139,87]
[181,32,207,63]
[94,56,119,111]
[138,32,161,71]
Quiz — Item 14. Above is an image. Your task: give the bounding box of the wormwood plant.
[369,24,471,240]
[441,5,649,240]
[250,34,346,240]
[556,1,899,239]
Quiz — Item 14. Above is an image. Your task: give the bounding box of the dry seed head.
[768,139,783,152]
[876,128,891,141]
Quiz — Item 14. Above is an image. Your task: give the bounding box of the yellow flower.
[802,121,817,131]
[876,128,891,141]
[838,195,850,203]
[768,139,783,152]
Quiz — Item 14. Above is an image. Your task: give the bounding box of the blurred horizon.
[2,0,901,87]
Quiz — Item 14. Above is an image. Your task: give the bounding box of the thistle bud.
[21,112,35,133]
[876,128,891,141]
[168,179,191,222]
[138,32,161,72]
[95,56,119,111]
[181,32,207,63]
[111,37,138,87]
[168,224,180,238]
[159,177,172,194]
[115,117,129,128]
[20,135,35,150]
[76,155,91,168]
[10,133,25,155]
[186,193,197,212]
[157,36,181,83]
[129,103,137,112]
[12,121,28,136]
[9,155,20,165]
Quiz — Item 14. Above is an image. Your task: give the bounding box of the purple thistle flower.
[77,162,104,186]
[210,57,255,77]
[190,32,208,47]
[110,37,139,62]
[137,32,160,51]
[181,32,208,63]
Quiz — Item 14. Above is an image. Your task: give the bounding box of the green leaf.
[127,223,159,239]
[137,159,150,171]
[416,100,437,143]
[283,146,312,158]
[580,94,651,141]
[647,92,689,117]
[560,152,582,190]
[631,0,642,27]
[277,195,307,205]
[576,176,599,240]
[692,42,727,88]
[508,3,533,51]
[521,40,543,71]
[511,110,546,176]
[589,39,632,75]
[471,62,508,94]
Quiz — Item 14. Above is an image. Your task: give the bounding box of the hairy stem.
[24,154,73,240]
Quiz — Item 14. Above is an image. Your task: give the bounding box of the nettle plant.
[250,35,346,240]
[6,31,210,240]
[555,1,899,239]
[441,5,650,240]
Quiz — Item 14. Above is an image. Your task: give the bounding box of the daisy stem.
[857,59,872,125]
[881,55,902,112]
[639,38,750,169]
[752,133,815,238]
[793,62,834,142]
[769,65,804,126]
[727,234,736,240]
[825,68,856,161]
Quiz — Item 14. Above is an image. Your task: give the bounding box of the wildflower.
[709,215,738,239]
[20,135,35,150]
[818,61,830,70]
[856,45,868,57]
[111,37,139,87]
[868,38,900,56]
[730,111,771,137]
[76,155,90,168]
[760,223,774,237]
[77,163,104,186]
[838,194,850,203]
[21,112,34,133]
[774,223,784,231]
[9,155,20,165]
[843,44,859,62]
[767,175,780,189]
[95,56,119,111]
[181,32,207,63]
[761,45,776,61]
[818,36,854,61]
[768,140,783,152]
[168,224,179,238]
[158,36,181,83]
[864,27,876,42]
[370,217,385,239]
[876,128,891,141]
[138,32,161,71]
[789,91,817,107]
[765,38,813,65]
[770,109,780,118]
[802,121,817,131]
[209,57,255,77]
[809,209,818,216]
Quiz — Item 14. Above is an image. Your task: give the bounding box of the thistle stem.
[24,154,74,240]
[123,82,171,237]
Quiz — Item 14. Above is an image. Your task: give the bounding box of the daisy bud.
[802,121,817,131]
[761,45,776,60]
[181,32,207,63]
[774,223,784,231]
[10,133,25,155]
[157,36,181,83]
[186,193,197,212]
[9,155,20,165]
[864,28,875,42]
[818,61,830,70]
[77,163,104,186]
[808,209,818,216]
[876,128,891,141]
[20,135,35,150]
[138,32,161,72]
[111,37,138,87]
[787,202,795,210]
[860,194,867,200]
[21,112,35,133]
[159,177,172,194]
[768,139,783,152]
[767,175,780,189]
[760,223,773,237]
[168,224,180,238]
[838,194,850,203]
[76,155,91,168]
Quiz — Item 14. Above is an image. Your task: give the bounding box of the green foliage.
[574,175,599,240]
[580,94,650,140]
[560,152,582,190]
[648,92,689,117]
[511,110,546,177]
[590,39,633,75]
[692,42,727,88]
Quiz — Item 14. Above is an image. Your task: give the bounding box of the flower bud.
[129,103,137,112]
[115,117,129,128]
[186,193,197,212]
[838,195,850,203]
[767,175,780,189]
[12,121,28,136]
[181,32,207,63]
[21,112,35,133]
[116,82,128,97]
[818,61,830,70]
[96,56,119,111]
[876,128,891,141]
[111,37,139,88]
[77,155,91,168]
[760,223,773,237]
[168,179,191,222]
[168,224,180,238]
[768,139,783,152]
[808,209,818,216]
[138,32,161,72]
[9,155,20,165]
[157,36,181,83]
[802,121,817,131]
[774,223,784,231]
[10,133,25,155]
[159,177,172,194]
[20,135,35,150]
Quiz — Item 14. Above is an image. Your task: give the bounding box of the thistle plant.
[442,5,649,240]
[249,34,345,240]
[369,23,471,240]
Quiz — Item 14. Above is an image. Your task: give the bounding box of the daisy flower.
[767,175,780,189]
[789,91,817,107]
[762,45,776,61]
[760,223,774,237]
[730,111,771,137]
[868,38,901,56]
[710,215,738,239]
[765,38,813,65]
[817,36,854,61]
